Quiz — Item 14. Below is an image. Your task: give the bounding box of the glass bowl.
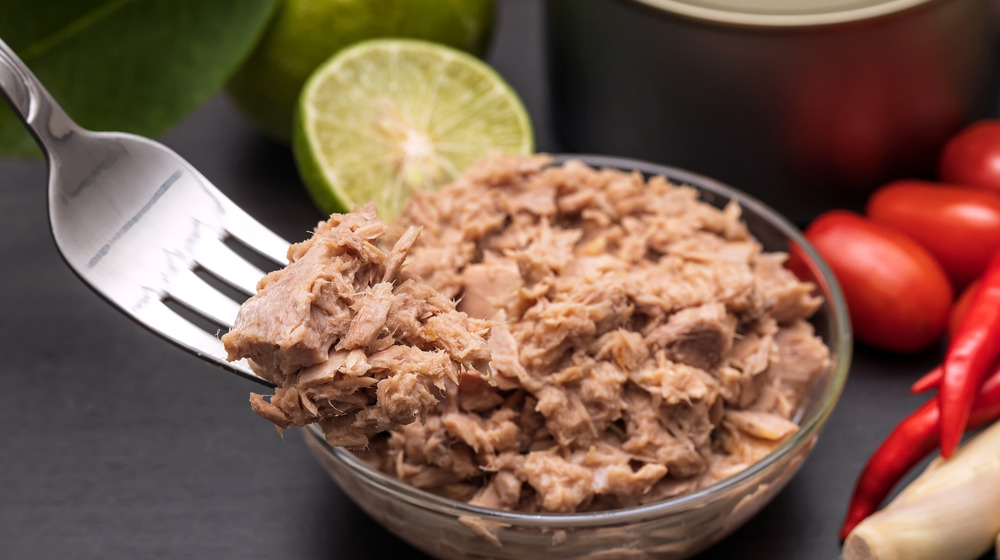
[303,154,852,560]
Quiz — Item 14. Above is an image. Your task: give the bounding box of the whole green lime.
[227,0,496,141]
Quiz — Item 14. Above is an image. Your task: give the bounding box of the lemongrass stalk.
[889,438,1000,507]
[844,419,1000,560]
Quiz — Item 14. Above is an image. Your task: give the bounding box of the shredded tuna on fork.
[222,203,492,447]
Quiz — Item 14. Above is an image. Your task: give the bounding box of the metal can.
[546,0,1000,222]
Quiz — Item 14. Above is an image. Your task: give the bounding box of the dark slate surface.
[0,1,980,558]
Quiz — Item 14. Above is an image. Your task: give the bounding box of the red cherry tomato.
[867,180,1000,288]
[800,211,954,353]
[949,279,981,340]
[940,120,1000,193]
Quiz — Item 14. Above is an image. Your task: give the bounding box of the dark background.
[0,1,975,558]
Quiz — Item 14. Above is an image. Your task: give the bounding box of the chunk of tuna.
[225,205,492,447]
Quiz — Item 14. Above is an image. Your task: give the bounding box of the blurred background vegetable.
[940,120,1000,193]
[0,0,279,158]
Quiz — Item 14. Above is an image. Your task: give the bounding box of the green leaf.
[0,0,280,158]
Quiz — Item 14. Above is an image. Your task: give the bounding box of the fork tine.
[194,238,268,295]
[221,203,292,266]
[135,301,268,385]
[166,272,242,327]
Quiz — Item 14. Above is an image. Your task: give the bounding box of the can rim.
[623,0,933,26]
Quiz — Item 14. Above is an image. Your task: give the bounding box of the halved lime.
[293,39,534,221]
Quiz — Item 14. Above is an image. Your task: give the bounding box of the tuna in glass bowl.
[302,154,852,560]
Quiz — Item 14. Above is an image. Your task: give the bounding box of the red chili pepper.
[913,279,987,395]
[911,366,942,394]
[949,279,982,339]
[941,250,1000,457]
[840,363,1000,539]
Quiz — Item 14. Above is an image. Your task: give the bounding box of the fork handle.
[0,37,80,155]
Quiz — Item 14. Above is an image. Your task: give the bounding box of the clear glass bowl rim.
[308,153,853,529]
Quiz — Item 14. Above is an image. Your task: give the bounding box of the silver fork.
[0,38,288,386]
